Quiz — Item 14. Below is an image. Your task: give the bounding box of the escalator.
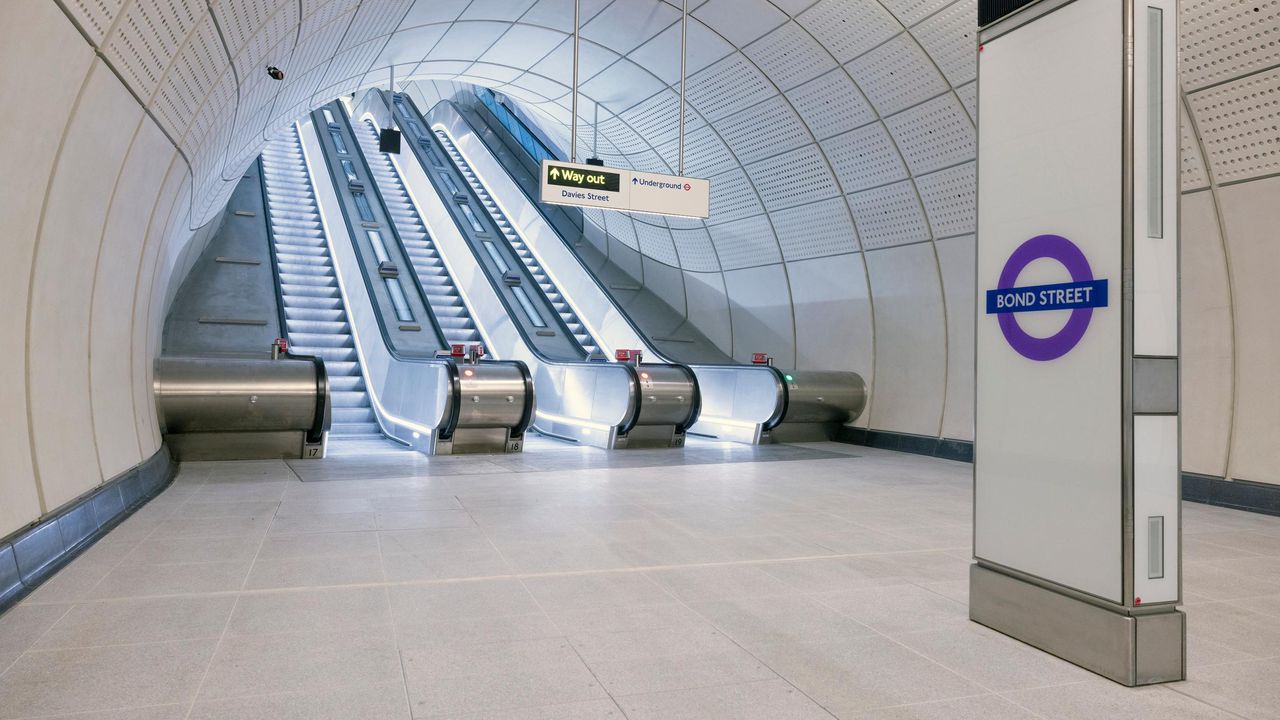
[432,129,600,358]
[402,89,868,444]
[350,117,481,349]
[259,126,377,437]
[367,91,700,449]
[297,102,533,454]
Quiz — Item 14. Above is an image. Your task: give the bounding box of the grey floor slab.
[0,639,217,718]
[401,637,609,718]
[197,627,402,701]
[1,443,1279,719]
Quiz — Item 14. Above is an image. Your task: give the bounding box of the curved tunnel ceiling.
[61,0,1277,274]
[44,0,1280,438]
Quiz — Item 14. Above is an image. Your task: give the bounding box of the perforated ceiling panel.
[884,93,974,175]
[743,21,837,91]
[657,126,736,177]
[1188,67,1280,185]
[847,34,949,116]
[152,16,228,140]
[786,69,877,140]
[915,161,976,238]
[1179,103,1210,192]
[913,0,978,87]
[104,0,204,100]
[881,0,955,26]
[847,180,930,249]
[714,96,811,165]
[685,53,777,120]
[772,197,861,260]
[747,144,839,212]
[708,215,781,270]
[66,0,125,44]
[955,80,977,122]
[707,168,765,223]
[822,122,909,192]
[1179,0,1280,92]
[797,0,899,64]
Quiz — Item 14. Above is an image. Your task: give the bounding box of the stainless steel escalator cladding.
[155,355,330,461]
[689,365,867,444]
[448,360,535,453]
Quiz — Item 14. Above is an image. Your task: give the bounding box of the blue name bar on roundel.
[985,279,1109,315]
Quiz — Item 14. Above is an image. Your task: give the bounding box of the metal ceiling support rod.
[570,0,580,163]
[678,0,688,175]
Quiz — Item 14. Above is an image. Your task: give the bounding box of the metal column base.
[969,564,1184,686]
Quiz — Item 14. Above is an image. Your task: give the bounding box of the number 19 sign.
[539,159,710,219]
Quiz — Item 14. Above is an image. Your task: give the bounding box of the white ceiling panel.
[746,143,839,211]
[480,24,566,67]
[913,0,976,86]
[685,53,777,120]
[399,0,469,28]
[714,96,810,164]
[786,69,876,140]
[847,33,947,116]
[340,0,412,49]
[708,214,781,270]
[822,122,909,192]
[656,126,737,177]
[692,0,787,46]
[580,60,668,108]
[743,21,837,90]
[377,23,448,66]
[1187,66,1280,185]
[884,92,974,176]
[797,0,899,64]
[847,179,930,249]
[914,161,975,238]
[460,0,539,22]
[520,0,614,33]
[104,0,204,100]
[529,37,620,86]
[427,20,510,59]
[1180,103,1210,192]
[627,18,734,85]
[1180,0,1280,92]
[583,0,680,55]
[707,168,766,223]
[880,0,952,26]
[772,197,860,259]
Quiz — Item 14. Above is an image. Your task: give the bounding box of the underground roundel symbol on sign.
[984,234,1110,362]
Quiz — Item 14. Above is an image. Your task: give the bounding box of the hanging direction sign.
[539,160,710,219]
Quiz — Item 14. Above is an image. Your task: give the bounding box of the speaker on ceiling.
[379,128,402,154]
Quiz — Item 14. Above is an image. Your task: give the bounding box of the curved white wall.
[0,0,1276,537]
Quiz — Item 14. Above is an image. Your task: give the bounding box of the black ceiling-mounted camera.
[266,66,284,81]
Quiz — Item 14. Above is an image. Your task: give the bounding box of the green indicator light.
[784,374,794,383]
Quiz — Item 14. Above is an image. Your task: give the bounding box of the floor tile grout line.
[805,585,1015,699]
[177,485,280,720]
[375,528,417,720]
[647,580,843,718]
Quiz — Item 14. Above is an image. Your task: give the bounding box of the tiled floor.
[1,439,1278,719]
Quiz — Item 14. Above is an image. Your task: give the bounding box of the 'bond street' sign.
[984,234,1109,361]
[540,160,710,219]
